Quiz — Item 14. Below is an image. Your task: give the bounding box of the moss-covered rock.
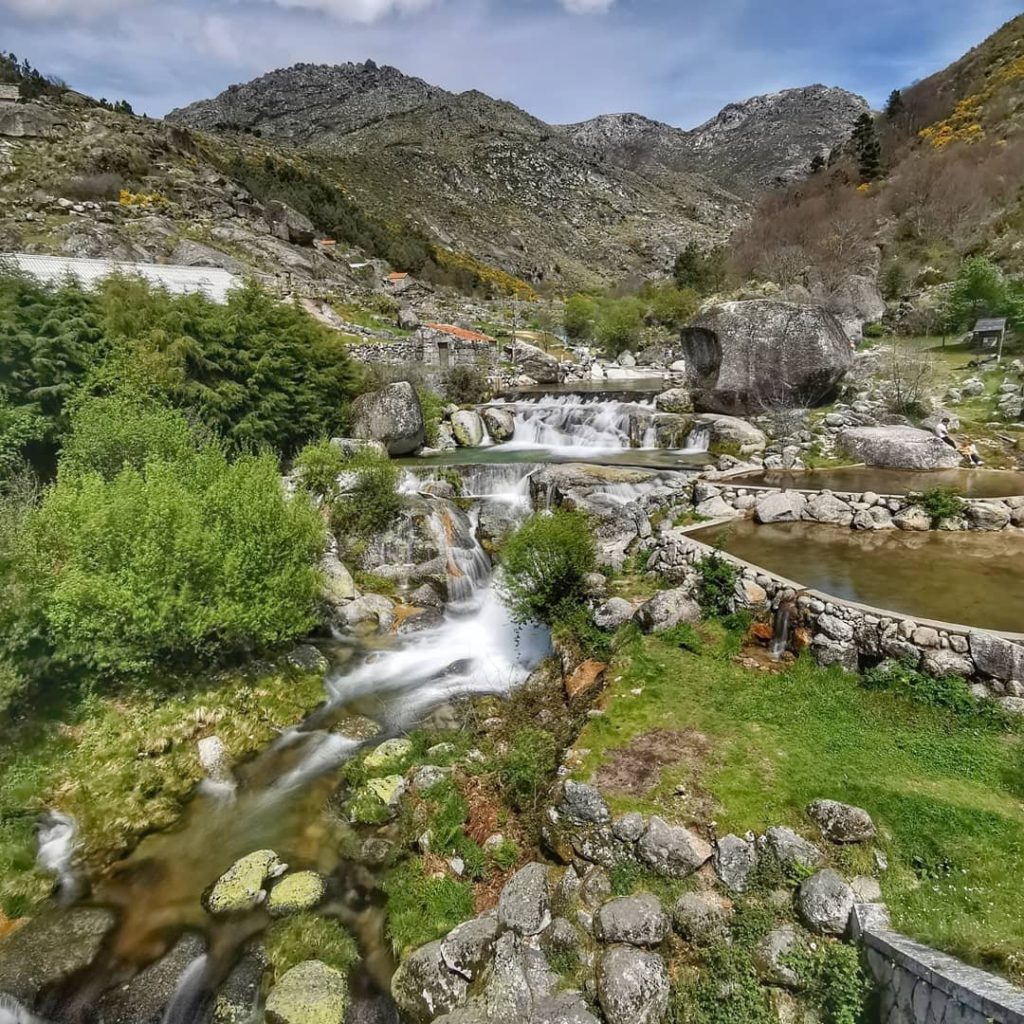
[366,775,406,806]
[364,738,413,773]
[267,872,327,917]
[205,850,286,915]
[265,960,349,1024]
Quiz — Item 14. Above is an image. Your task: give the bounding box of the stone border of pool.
[695,465,1024,532]
[646,520,1024,699]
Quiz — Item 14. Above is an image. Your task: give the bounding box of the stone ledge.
[863,928,1024,1024]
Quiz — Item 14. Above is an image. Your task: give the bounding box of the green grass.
[575,634,1024,980]
[264,911,360,982]
[0,663,328,918]
[382,858,475,956]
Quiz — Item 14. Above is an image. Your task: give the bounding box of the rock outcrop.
[682,301,852,414]
[839,426,962,470]
[350,381,425,455]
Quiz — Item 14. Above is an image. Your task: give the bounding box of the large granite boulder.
[839,426,962,470]
[690,414,767,450]
[351,382,425,455]
[264,200,317,246]
[497,863,551,936]
[391,941,468,1024]
[637,816,712,878]
[451,410,487,448]
[806,800,876,844]
[509,340,562,384]
[597,946,670,1024]
[265,960,348,1024]
[681,301,852,413]
[634,589,702,634]
[482,407,515,443]
[797,869,854,936]
[594,894,669,947]
[969,632,1024,682]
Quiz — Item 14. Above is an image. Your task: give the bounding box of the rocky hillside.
[168,61,749,288]
[565,86,870,197]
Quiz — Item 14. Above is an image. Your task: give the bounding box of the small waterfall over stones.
[35,810,82,906]
[497,395,658,452]
[686,424,711,453]
[770,599,794,660]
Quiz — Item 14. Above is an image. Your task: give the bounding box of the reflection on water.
[695,519,1024,632]
[726,466,1024,499]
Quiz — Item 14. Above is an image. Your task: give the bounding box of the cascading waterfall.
[770,600,793,660]
[35,810,82,906]
[496,395,657,452]
[686,425,711,453]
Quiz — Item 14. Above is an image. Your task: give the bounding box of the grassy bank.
[0,661,328,919]
[574,628,1024,981]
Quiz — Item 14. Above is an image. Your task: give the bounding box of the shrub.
[493,727,559,811]
[60,393,197,480]
[6,444,325,677]
[443,365,490,406]
[63,173,124,202]
[862,321,886,338]
[917,486,965,526]
[786,941,869,1024]
[694,548,739,617]
[417,387,445,448]
[293,438,347,504]
[498,509,596,626]
[332,447,402,537]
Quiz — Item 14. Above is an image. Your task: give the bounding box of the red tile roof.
[425,323,495,344]
[387,272,409,281]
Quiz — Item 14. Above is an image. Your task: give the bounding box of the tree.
[673,242,728,294]
[941,256,1011,333]
[563,294,595,340]
[885,90,906,120]
[851,113,882,182]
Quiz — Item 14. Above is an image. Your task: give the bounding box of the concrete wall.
[647,526,1024,698]
[862,926,1024,1024]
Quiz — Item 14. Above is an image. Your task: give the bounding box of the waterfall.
[497,395,657,452]
[770,602,792,660]
[160,954,211,1024]
[0,995,49,1024]
[35,810,82,905]
[686,425,711,453]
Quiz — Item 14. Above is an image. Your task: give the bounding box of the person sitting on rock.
[960,440,984,467]
[933,416,958,451]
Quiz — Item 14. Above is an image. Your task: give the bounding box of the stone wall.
[646,527,1024,700]
[345,332,500,369]
[861,925,1024,1024]
[692,480,1024,533]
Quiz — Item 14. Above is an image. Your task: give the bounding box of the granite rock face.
[840,426,962,470]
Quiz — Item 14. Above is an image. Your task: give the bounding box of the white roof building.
[2,253,241,304]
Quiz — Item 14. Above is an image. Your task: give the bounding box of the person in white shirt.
[934,417,958,451]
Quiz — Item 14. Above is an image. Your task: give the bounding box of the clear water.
[694,519,1024,632]
[725,466,1024,498]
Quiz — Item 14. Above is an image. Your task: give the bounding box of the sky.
[1,0,1021,126]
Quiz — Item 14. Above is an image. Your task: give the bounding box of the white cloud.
[268,0,438,23]
[1,0,146,16]
[560,0,614,12]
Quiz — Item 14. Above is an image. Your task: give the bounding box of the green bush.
[294,438,347,503]
[498,509,596,626]
[786,941,869,1024]
[443,365,490,406]
[917,487,965,527]
[60,393,197,480]
[862,321,886,338]
[694,548,739,617]
[493,727,559,811]
[332,447,402,537]
[417,387,445,448]
[5,442,325,677]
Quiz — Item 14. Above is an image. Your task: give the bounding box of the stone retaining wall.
[345,333,499,369]
[862,926,1024,1024]
[692,480,1024,532]
[647,526,1024,699]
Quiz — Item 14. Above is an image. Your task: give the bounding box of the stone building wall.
[345,331,500,369]
[647,527,1024,699]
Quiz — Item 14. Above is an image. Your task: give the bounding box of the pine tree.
[884,89,905,119]
[851,113,882,182]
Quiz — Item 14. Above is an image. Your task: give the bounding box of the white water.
[686,425,711,452]
[35,810,81,905]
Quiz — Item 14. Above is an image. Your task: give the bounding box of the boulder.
[966,502,1011,531]
[593,597,636,631]
[205,850,286,914]
[754,490,807,523]
[197,735,232,783]
[754,925,803,988]
[695,495,742,519]
[690,414,767,450]
[266,960,349,1024]
[840,426,962,470]
[921,648,974,679]
[852,506,895,531]
[532,992,601,1024]
[351,382,425,455]
[440,917,500,981]
[893,507,931,532]
[498,863,552,936]
[655,388,693,414]
[806,800,875,844]
[398,307,421,331]
[681,301,852,414]
[365,737,413,772]
[594,894,668,947]
[391,941,469,1024]
[797,869,854,936]
[321,550,357,607]
[286,644,330,676]
[509,340,562,385]
[565,659,607,701]
[713,834,758,892]
[451,410,487,448]
[0,103,59,139]
[804,492,853,526]
[264,200,317,246]
[481,407,515,443]
[612,813,647,843]
[763,826,823,873]
[557,781,610,825]
[341,594,396,634]
[634,590,702,634]
[266,872,326,916]
[597,946,670,1024]
[672,892,731,945]
[637,816,712,878]
[969,632,1024,682]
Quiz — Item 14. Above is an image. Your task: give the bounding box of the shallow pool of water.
[693,519,1024,632]
[403,447,706,472]
[724,466,1024,498]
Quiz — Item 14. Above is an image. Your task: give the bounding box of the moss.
[206,850,285,915]
[364,738,414,773]
[264,912,360,981]
[264,959,349,1024]
[267,871,327,917]
[382,858,475,955]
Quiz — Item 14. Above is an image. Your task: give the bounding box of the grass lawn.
[0,663,327,920]
[575,632,1024,981]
